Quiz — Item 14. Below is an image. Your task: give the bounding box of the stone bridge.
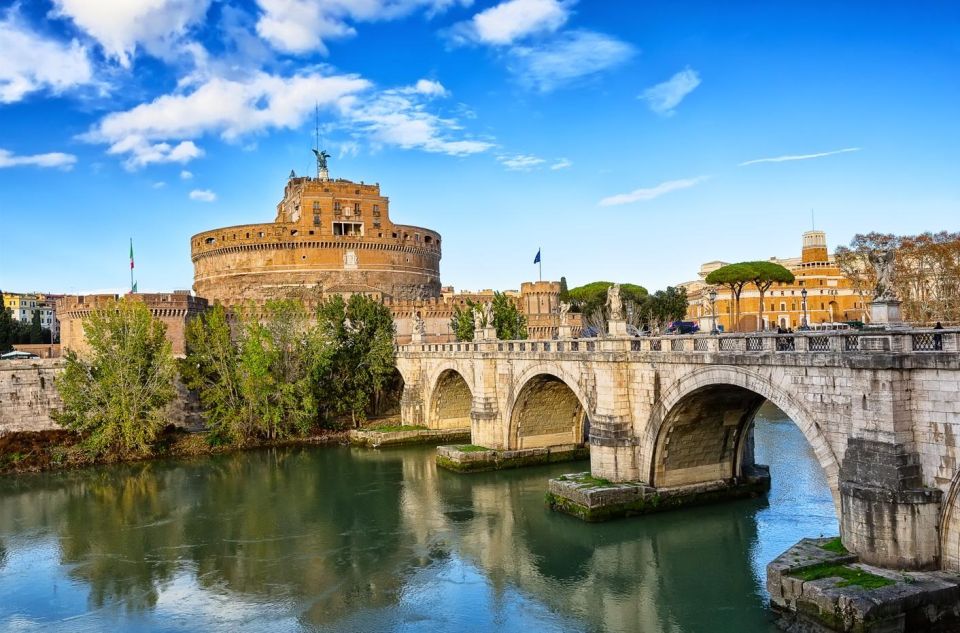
[396,329,960,572]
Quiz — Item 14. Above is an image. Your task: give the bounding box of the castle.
[57,157,570,353]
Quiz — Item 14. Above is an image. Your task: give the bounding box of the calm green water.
[0,406,836,633]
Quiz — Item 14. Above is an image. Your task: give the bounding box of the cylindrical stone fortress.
[191,175,442,306]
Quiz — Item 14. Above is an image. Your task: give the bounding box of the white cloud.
[640,67,701,116]
[339,88,493,156]
[0,148,77,170]
[152,181,167,188]
[508,30,634,92]
[599,176,706,206]
[189,189,216,202]
[498,154,545,170]
[0,13,94,103]
[449,0,569,46]
[550,157,572,170]
[738,147,861,167]
[180,170,193,179]
[50,0,213,67]
[403,78,448,97]
[83,71,370,168]
[255,0,471,54]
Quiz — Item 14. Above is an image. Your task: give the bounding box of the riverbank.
[0,427,351,476]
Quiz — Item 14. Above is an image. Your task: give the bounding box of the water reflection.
[0,404,835,633]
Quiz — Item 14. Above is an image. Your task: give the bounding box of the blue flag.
[533,249,541,264]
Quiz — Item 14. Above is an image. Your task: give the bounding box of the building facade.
[3,292,62,340]
[681,231,869,332]
[191,171,442,307]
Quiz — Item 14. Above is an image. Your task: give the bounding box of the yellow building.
[681,231,870,332]
[3,292,61,339]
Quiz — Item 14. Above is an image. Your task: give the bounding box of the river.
[0,403,836,633]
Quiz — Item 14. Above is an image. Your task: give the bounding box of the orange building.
[681,231,870,332]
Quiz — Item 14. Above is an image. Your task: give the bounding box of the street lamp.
[800,288,809,330]
[709,288,719,335]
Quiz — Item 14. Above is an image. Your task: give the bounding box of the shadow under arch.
[507,366,590,451]
[427,368,474,430]
[640,366,841,511]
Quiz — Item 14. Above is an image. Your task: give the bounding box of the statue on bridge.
[482,301,493,327]
[559,301,571,326]
[606,284,624,322]
[870,249,898,301]
[411,312,426,340]
[472,305,484,331]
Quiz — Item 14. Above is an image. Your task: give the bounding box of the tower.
[801,230,829,263]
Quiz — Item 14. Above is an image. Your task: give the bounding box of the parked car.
[663,321,699,335]
[0,350,39,360]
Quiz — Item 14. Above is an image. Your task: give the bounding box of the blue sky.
[1,0,958,295]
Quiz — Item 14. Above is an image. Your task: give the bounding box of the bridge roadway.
[396,328,960,572]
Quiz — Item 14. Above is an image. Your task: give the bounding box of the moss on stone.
[819,537,848,555]
[455,444,491,452]
[789,562,894,589]
[366,424,428,432]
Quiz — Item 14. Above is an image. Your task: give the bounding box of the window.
[334,201,341,213]
[373,204,380,216]
[354,202,360,214]
[332,222,363,236]
[290,229,299,236]
[312,201,320,211]
[425,236,432,244]
[780,302,786,311]
[313,214,320,226]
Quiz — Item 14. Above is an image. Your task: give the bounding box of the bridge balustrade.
[398,329,959,357]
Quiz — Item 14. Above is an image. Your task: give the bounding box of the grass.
[365,424,428,433]
[789,562,894,589]
[820,537,848,554]
[455,444,492,452]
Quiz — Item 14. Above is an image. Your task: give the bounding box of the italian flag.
[130,238,137,293]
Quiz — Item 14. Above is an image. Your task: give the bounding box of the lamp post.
[800,288,809,330]
[709,288,719,335]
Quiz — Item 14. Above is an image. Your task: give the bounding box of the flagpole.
[538,246,542,281]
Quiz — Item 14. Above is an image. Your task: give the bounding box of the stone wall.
[0,359,63,435]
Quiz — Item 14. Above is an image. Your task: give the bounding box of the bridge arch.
[426,363,474,430]
[507,364,590,450]
[641,366,840,507]
[939,471,960,571]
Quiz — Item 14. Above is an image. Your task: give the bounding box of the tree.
[315,294,396,427]
[29,310,42,344]
[745,261,794,331]
[53,298,177,455]
[491,291,527,340]
[705,263,755,332]
[180,304,246,442]
[558,277,570,302]
[450,302,476,341]
[0,293,14,353]
[648,286,689,326]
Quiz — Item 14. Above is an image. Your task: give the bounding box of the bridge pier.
[589,415,639,482]
[840,439,943,570]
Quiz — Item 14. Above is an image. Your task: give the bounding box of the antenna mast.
[312,102,330,181]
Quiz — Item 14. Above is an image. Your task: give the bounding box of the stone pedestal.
[869,299,902,325]
[474,326,497,341]
[558,325,573,339]
[607,320,628,337]
[411,330,424,344]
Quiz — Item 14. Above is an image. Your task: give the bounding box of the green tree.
[29,310,42,344]
[491,291,527,340]
[558,277,570,302]
[567,282,648,316]
[0,293,14,353]
[450,302,476,341]
[180,304,246,441]
[53,298,177,455]
[744,261,795,331]
[315,294,396,427]
[647,286,689,326]
[705,263,755,332]
[237,300,319,439]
